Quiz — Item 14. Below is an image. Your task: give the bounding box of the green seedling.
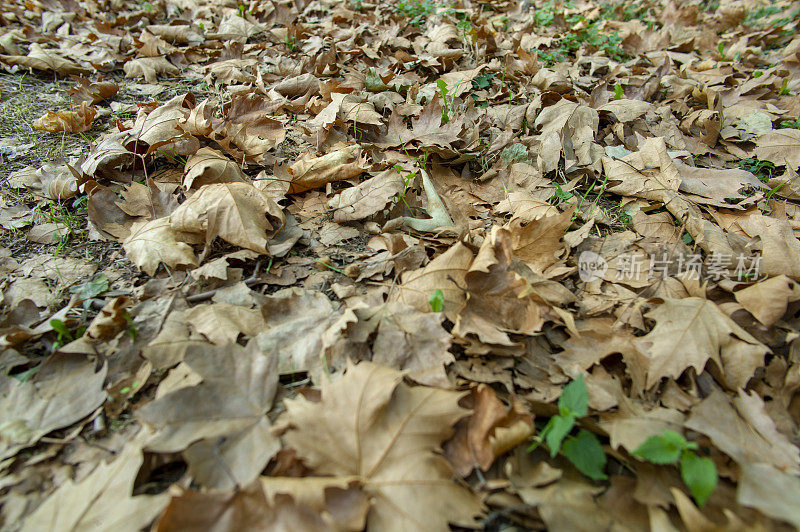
[613,83,624,100]
[634,430,718,507]
[529,376,608,481]
[428,289,444,312]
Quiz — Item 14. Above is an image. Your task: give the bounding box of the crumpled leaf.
[287,145,369,194]
[33,101,96,133]
[170,182,285,254]
[328,168,405,222]
[275,360,481,531]
[183,147,246,190]
[123,218,198,276]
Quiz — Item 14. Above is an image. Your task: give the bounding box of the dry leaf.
[123,218,198,276]
[275,360,481,531]
[33,101,96,133]
[170,182,285,254]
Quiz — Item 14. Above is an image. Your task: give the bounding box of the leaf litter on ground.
[0,0,800,529]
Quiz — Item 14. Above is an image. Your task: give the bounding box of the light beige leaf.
[0,354,107,462]
[685,390,800,473]
[675,159,766,207]
[137,339,280,489]
[632,298,769,391]
[123,218,197,276]
[123,56,179,83]
[329,169,405,222]
[736,214,800,280]
[391,241,474,317]
[1,43,88,75]
[287,145,368,194]
[170,182,285,254]
[734,275,800,326]
[738,463,800,529]
[183,147,246,190]
[507,207,573,274]
[21,444,167,532]
[33,101,96,133]
[755,129,800,170]
[184,303,266,345]
[276,360,481,531]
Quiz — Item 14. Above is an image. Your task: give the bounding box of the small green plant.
[529,376,607,481]
[613,83,624,100]
[779,78,791,96]
[534,1,556,27]
[33,196,88,257]
[285,35,298,51]
[70,274,110,314]
[349,0,362,10]
[550,184,574,206]
[50,319,85,350]
[634,430,718,507]
[739,157,776,183]
[537,48,568,66]
[780,117,800,129]
[237,3,247,17]
[428,289,444,312]
[436,79,450,124]
[395,0,438,26]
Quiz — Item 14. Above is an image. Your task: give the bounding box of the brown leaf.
[170,182,285,254]
[755,129,800,170]
[287,145,368,194]
[183,147,246,190]
[507,207,573,274]
[21,444,167,532]
[33,101,96,133]
[0,354,107,462]
[275,360,482,531]
[632,297,769,391]
[685,390,800,473]
[123,218,198,276]
[444,385,533,476]
[137,339,281,489]
[67,79,119,105]
[737,463,800,529]
[329,169,405,222]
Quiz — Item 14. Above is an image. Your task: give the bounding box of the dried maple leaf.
[632,297,769,391]
[323,301,455,387]
[755,129,800,170]
[0,354,106,462]
[33,101,96,133]
[183,147,246,190]
[137,339,281,489]
[123,218,198,276]
[286,145,368,194]
[685,390,799,473]
[445,385,533,476]
[123,56,179,82]
[507,207,573,274]
[0,43,88,75]
[21,444,167,532]
[170,182,285,254]
[391,241,474,317]
[67,79,118,105]
[737,463,800,529]
[275,360,481,531]
[328,168,405,222]
[183,303,266,345]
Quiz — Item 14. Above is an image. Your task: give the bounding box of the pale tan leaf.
[123,218,197,276]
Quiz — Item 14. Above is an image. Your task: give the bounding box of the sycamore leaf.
[183,147,246,190]
[136,339,281,489]
[21,444,167,532]
[632,298,769,391]
[275,360,481,531]
[755,129,800,170]
[123,218,198,276]
[328,168,405,222]
[287,145,368,194]
[170,182,285,253]
[507,207,572,274]
[738,463,800,529]
[0,354,107,462]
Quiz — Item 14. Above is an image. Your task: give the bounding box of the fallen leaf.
[123,218,198,276]
[170,182,285,254]
[275,360,481,531]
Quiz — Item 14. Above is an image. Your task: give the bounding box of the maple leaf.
[33,101,96,133]
[123,218,198,276]
[275,360,482,531]
[136,339,281,489]
[632,297,769,391]
[170,182,285,254]
[21,444,168,531]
